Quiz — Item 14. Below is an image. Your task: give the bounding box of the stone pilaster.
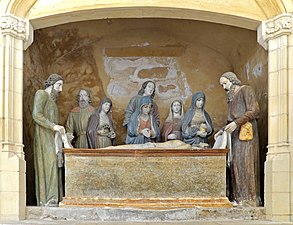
[257,13,293,222]
[0,14,28,221]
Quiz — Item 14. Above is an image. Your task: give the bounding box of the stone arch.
[2,0,288,31]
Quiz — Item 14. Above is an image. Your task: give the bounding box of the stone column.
[258,13,293,222]
[0,14,30,221]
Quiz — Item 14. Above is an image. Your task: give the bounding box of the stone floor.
[1,206,293,225]
[1,220,293,225]
[25,206,266,221]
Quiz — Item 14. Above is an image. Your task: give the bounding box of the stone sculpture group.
[32,71,261,208]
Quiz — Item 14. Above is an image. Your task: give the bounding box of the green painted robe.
[32,90,59,206]
[65,106,94,148]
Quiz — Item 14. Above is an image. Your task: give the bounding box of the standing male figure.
[217,71,261,207]
[66,89,95,148]
[32,73,66,206]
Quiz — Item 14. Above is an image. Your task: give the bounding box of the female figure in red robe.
[126,96,160,144]
[162,100,184,142]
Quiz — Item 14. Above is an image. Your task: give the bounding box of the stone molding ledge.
[0,14,26,40]
[61,196,232,209]
[257,13,293,49]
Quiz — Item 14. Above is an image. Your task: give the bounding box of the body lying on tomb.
[104,140,191,149]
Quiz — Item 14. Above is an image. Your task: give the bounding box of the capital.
[257,13,293,50]
[0,14,26,40]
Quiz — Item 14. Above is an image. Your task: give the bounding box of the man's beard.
[226,85,236,103]
[50,88,60,102]
[79,100,89,109]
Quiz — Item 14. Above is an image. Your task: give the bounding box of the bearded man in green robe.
[65,89,94,148]
[32,73,65,206]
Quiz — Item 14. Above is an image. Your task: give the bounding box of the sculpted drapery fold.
[32,90,59,206]
[227,85,261,206]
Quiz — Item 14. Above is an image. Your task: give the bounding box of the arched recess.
[0,0,290,221]
[20,1,270,210]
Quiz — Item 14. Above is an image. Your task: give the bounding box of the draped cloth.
[65,106,95,148]
[213,131,232,167]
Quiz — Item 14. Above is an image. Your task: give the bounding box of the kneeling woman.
[126,96,160,144]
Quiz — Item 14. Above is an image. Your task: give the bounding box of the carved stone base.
[63,148,230,210]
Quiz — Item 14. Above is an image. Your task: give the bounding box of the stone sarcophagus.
[61,147,231,209]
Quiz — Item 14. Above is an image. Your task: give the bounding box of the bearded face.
[226,85,236,102]
[78,90,90,109]
[220,77,235,102]
[50,80,63,101]
[79,99,89,108]
[50,87,60,101]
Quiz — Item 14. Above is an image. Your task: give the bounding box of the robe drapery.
[32,90,59,206]
[227,85,261,206]
[123,94,160,127]
[161,100,184,142]
[162,119,183,142]
[65,106,95,148]
[126,96,160,144]
[87,98,115,149]
[182,92,213,145]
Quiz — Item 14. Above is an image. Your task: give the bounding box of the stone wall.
[23,18,268,205]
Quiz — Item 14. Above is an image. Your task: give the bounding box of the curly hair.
[44,73,63,89]
[221,72,241,85]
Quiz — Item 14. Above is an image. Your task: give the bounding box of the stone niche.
[23,18,268,205]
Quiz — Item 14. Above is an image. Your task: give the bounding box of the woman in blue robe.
[182,91,213,146]
[126,96,160,144]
